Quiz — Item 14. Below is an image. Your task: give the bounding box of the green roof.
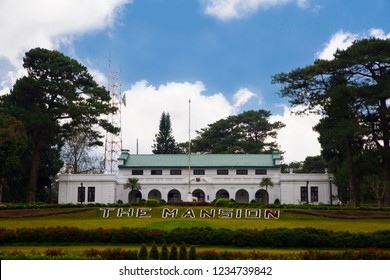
[118,151,281,168]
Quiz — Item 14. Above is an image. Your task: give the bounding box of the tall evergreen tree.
[314,78,364,205]
[0,48,118,202]
[272,38,390,206]
[152,112,179,154]
[191,110,284,154]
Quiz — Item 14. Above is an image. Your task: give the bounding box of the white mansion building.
[58,150,337,205]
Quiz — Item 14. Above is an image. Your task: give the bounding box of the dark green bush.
[161,199,167,204]
[179,242,187,260]
[169,243,178,260]
[149,242,159,260]
[160,243,169,260]
[139,244,148,260]
[145,199,159,207]
[189,246,197,260]
[214,198,230,207]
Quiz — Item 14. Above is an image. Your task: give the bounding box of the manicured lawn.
[1,207,389,259]
[0,207,389,232]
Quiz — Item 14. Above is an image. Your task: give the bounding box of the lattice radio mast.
[104,62,124,174]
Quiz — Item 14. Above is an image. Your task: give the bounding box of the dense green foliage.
[123,178,141,191]
[273,38,390,206]
[282,155,328,173]
[0,113,28,203]
[152,112,180,154]
[0,48,118,203]
[190,110,284,154]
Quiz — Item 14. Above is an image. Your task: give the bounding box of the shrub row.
[1,247,389,260]
[1,226,390,248]
[198,248,390,260]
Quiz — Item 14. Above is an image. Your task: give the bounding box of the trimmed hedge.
[1,226,390,249]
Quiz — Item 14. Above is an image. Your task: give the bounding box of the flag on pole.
[122,93,126,107]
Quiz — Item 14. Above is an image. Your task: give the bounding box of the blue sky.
[1,0,390,162]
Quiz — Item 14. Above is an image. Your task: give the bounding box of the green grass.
[0,207,389,233]
[1,207,390,259]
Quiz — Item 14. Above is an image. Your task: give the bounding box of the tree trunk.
[379,98,390,205]
[379,98,390,162]
[384,151,390,206]
[27,138,44,203]
[346,139,357,206]
[0,178,3,204]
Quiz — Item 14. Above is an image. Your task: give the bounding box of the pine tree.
[149,242,159,260]
[152,112,179,154]
[139,244,148,260]
[0,48,118,202]
[189,246,197,260]
[179,242,187,260]
[160,242,169,260]
[169,243,178,260]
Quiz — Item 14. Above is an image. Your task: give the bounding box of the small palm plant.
[124,178,141,191]
[260,177,273,203]
[260,177,273,192]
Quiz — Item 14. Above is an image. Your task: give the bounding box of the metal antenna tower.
[104,63,124,174]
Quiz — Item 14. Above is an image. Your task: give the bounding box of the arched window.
[235,189,249,203]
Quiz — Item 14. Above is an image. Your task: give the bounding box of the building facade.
[58,150,337,205]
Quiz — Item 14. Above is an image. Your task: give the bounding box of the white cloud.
[121,80,238,154]
[269,105,321,163]
[233,88,257,108]
[120,81,316,163]
[0,86,10,97]
[0,0,131,67]
[368,28,390,39]
[317,29,390,60]
[316,31,357,60]
[0,0,131,94]
[89,68,109,87]
[201,0,310,21]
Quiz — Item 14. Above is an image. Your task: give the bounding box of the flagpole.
[188,99,192,202]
